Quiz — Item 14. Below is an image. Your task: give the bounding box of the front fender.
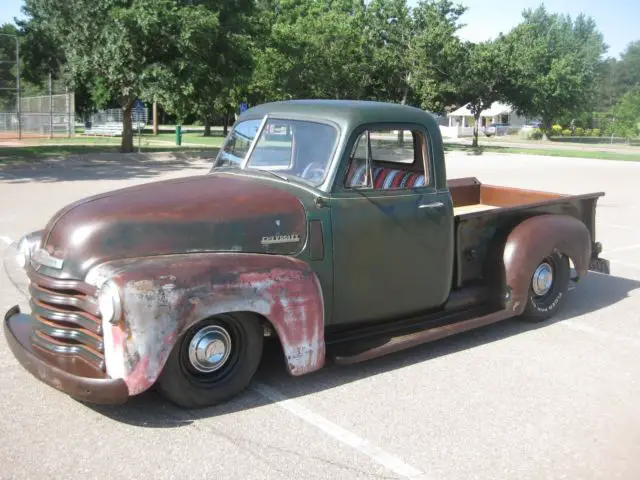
[503,214,592,314]
[85,253,325,396]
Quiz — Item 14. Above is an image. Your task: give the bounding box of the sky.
[1,0,638,59]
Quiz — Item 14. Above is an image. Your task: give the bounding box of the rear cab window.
[344,128,431,190]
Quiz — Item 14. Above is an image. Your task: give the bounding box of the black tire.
[520,252,570,323]
[155,312,264,409]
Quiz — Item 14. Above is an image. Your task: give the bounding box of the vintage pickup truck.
[3,100,610,408]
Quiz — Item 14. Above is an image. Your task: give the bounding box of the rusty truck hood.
[40,171,308,278]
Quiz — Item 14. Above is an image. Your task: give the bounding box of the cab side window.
[344,128,430,190]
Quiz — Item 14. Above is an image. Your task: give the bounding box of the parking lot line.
[0,236,12,245]
[252,382,427,479]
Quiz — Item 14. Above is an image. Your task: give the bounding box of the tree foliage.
[609,88,640,139]
[500,5,607,137]
[0,23,19,111]
[13,0,637,149]
[456,39,508,146]
[20,0,254,151]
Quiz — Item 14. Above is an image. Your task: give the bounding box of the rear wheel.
[155,313,263,408]
[520,252,570,322]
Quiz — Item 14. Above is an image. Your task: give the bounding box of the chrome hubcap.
[532,262,554,296]
[188,325,232,373]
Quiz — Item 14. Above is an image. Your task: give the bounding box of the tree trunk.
[472,113,481,148]
[203,116,211,137]
[542,117,553,141]
[223,110,230,136]
[121,102,134,153]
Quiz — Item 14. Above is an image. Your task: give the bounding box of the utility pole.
[16,34,21,140]
[49,71,53,139]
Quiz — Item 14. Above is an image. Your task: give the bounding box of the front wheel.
[155,313,264,408]
[520,252,570,323]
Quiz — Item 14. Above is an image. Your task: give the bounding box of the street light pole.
[16,34,21,140]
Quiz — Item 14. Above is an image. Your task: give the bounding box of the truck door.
[329,126,455,325]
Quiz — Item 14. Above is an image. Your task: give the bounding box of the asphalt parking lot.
[1,151,639,480]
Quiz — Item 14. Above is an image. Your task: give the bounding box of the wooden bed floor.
[453,203,499,216]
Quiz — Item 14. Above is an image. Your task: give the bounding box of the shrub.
[592,128,601,136]
[530,128,543,140]
[584,129,593,136]
[562,129,572,136]
[575,127,584,136]
[551,124,563,136]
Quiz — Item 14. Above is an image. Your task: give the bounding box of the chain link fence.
[0,91,75,139]
[0,31,75,140]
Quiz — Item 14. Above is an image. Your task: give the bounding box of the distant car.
[483,123,510,136]
[521,121,542,131]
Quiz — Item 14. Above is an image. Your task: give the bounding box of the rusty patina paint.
[86,253,325,396]
[502,214,592,314]
[41,172,308,279]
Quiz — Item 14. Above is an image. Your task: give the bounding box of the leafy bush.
[551,124,563,136]
[592,128,601,136]
[562,129,572,136]
[584,129,593,136]
[575,127,584,136]
[530,128,543,140]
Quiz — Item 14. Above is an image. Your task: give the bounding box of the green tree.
[501,5,607,138]
[21,0,233,152]
[149,0,255,136]
[456,39,507,147]
[609,88,640,139]
[408,0,468,113]
[0,24,20,111]
[248,0,372,103]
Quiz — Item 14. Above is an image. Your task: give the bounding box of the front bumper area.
[3,305,129,404]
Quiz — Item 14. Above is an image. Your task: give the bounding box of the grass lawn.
[0,133,224,164]
[445,143,640,162]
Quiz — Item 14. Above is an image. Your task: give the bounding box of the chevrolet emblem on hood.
[261,234,300,245]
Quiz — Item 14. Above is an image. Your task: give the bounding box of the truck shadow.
[0,150,218,183]
[86,270,640,427]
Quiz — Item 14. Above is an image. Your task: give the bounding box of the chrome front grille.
[26,266,106,372]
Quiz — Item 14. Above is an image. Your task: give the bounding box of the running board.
[331,309,512,365]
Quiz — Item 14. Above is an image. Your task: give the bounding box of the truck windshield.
[213,117,338,186]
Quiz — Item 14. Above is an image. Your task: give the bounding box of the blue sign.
[239,102,248,113]
[135,100,144,115]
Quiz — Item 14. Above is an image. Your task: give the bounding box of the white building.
[440,101,533,138]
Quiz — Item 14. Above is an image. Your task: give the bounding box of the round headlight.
[98,281,122,325]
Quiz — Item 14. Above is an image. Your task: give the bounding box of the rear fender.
[502,214,591,314]
[85,253,325,396]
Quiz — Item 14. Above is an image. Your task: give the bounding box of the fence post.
[16,35,21,140]
[66,86,71,137]
[49,72,53,139]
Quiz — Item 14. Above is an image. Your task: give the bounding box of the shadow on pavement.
[86,270,640,428]
[0,150,218,183]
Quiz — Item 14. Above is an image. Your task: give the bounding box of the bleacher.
[81,121,146,137]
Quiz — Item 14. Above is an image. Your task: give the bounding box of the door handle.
[419,201,444,211]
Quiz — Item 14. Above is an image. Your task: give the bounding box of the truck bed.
[448,177,579,218]
[447,177,605,288]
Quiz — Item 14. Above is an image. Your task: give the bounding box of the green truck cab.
[3,100,610,408]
